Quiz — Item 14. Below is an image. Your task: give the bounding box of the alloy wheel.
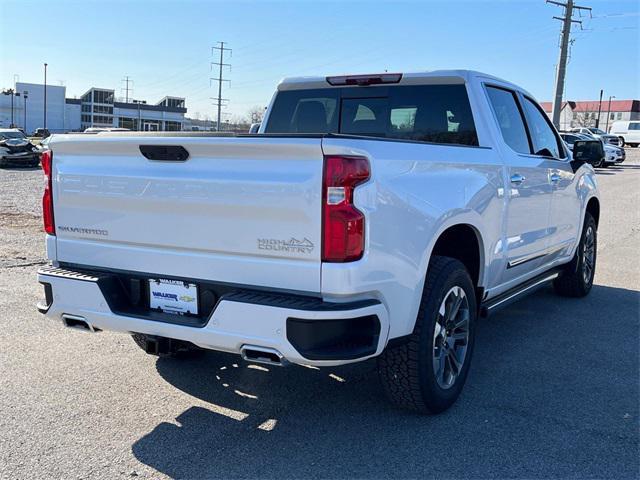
[583,225,595,284]
[432,286,470,389]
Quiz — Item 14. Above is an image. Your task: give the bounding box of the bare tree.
[573,111,595,128]
[248,106,266,124]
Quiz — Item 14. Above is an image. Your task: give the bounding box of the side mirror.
[572,140,604,167]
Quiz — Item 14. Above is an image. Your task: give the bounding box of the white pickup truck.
[37,71,602,413]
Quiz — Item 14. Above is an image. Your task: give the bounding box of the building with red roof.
[541,99,640,131]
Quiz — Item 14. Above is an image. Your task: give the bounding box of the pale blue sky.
[1,0,638,120]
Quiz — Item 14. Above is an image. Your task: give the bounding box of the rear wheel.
[553,212,597,297]
[378,256,476,414]
[618,137,625,147]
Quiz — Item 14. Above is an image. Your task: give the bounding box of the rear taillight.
[41,150,55,235]
[322,155,370,262]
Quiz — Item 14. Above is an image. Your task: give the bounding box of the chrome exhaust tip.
[240,345,287,367]
[61,314,99,333]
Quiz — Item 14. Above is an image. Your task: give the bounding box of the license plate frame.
[148,278,199,316]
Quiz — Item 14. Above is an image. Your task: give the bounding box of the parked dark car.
[33,128,51,138]
[0,129,41,167]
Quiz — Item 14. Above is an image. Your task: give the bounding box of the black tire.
[553,212,597,297]
[131,333,203,358]
[378,256,477,414]
[618,137,625,147]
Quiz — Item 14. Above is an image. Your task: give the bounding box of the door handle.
[550,173,561,183]
[510,173,526,185]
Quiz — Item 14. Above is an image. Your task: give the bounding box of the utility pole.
[595,89,603,128]
[547,0,592,129]
[605,95,615,131]
[211,41,231,132]
[43,63,48,129]
[122,76,133,103]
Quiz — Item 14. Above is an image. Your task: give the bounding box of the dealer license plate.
[149,279,198,315]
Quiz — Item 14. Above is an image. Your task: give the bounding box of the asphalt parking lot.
[1,153,638,479]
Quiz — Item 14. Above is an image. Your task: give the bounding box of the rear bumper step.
[37,264,389,367]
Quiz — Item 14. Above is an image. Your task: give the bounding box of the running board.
[480,268,562,317]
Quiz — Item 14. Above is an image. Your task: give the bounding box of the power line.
[547,0,592,129]
[211,41,231,132]
[121,75,133,103]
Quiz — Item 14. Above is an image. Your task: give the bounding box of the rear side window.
[266,89,339,133]
[521,96,564,158]
[265,84,479,146]
[630,123,640,131]
[486,86,530,154]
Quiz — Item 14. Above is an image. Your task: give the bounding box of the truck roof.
[277,69,531,97]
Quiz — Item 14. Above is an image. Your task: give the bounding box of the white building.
[79,88,186,131]
[1,82,186,133]
[0,82,67,133]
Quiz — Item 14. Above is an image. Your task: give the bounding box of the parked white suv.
[610,120,640,148]
[37,71,602,413]
[570,127,620,146]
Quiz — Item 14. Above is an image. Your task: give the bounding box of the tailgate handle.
[139,145,189,162]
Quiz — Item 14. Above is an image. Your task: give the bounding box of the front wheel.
[553,212,597,297]
[378,256,476,414]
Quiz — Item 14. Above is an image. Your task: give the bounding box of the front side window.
[485,86,530,154]
[630,123,640,130]
[521,96,564,158]
[265,84,478,146]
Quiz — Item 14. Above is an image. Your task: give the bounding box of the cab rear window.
[265,84,479,146]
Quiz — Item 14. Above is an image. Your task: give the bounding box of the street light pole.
[43,63,48,129]
[2,89,20,128]
[23,91,28,132]
[605,95,615,131]
[133,99,146,131]
[10,90,14,126]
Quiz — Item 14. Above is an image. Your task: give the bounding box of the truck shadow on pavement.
[132,284,639,479]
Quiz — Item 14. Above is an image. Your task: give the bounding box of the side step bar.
[480,268,562,317]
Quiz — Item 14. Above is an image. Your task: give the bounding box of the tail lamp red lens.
[41,150,55,235]
[322,155,370,262]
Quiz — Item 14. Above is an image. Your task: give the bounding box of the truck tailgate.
[49,135,324,293]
